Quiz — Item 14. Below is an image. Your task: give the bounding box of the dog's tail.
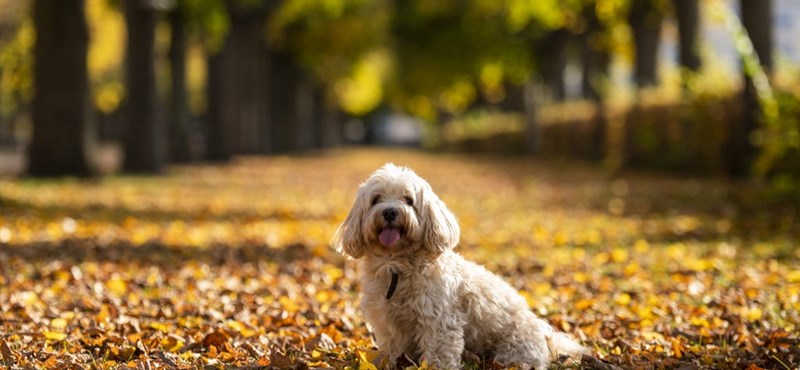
[545,330,589,363]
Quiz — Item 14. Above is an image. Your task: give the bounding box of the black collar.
[386,271,399,299]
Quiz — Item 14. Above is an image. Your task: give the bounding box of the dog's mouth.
[378,227,401,247]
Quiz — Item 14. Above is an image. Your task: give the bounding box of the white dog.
[333,163,588,370]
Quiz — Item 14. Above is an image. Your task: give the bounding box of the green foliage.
[709,1,799,179]
[182,0,229,53]
[0,16,33,116]
[268,0,390,114]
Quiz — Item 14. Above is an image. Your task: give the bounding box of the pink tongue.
[379,228,401,247]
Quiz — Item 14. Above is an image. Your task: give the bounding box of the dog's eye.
[404,196,414,206]
[371,196,380,206]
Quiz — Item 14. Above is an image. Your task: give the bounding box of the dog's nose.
[382,208,398,222]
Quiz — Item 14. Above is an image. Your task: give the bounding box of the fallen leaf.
[43,331,67,341]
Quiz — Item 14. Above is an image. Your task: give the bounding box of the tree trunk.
[523,80,539,155]
[28,0,94,177]
[728,0,773,177]
[205,4,270,156]
[741,0,773,70]
[294,74,316,151]
[229,8,268,154]
[268,51,299,153]
[539,30,569,101]
[673,0,701,72]
[499,83,526,112]
[206,49,231,161]
[629,0,664,87]
[580,8,609,101]
[168,7,191,163]
[316,87,342,148]
[123,0,164,173]
[0,66,4,142]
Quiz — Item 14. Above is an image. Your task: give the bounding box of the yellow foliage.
[357,349,379,370]
[86,0,125,112]
[335,49,389,115]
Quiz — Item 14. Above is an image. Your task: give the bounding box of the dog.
[333,163,588,370]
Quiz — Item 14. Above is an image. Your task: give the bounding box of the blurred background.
[0,0,798,185]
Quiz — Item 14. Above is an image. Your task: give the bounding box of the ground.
[0,148,798,369]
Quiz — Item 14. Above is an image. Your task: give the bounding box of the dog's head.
[333,163,460,259]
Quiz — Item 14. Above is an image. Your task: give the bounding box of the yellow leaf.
[614,293,631,306]
[634,239,650,253]
[207,345,218,358]
[50,318,68,329]
[574,298,593,310]
[593,252,610,265]
[323,265,344,281]
[150,322,170,333]
[623,262,640,276]
[553,231,569,245]
[787,270,800,283]
[279,296,300,313]
[585,229,602,244]
[43,355,58,368]
[106,276,128,296]
[743,306,763,321]
[160,336,184,352]
[686,258,713,272]
[315,290,339,304]
[641,331,664,341]
[610,248,628,262]
[573,272,588,283]
[357,349,380,370]
[54,270,72,282]
[43,331,67,341]
[532,282,551,296]
[689,316,709,328]
[225,320,256,337]
[671,338,683,358]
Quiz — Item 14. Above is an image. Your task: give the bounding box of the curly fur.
[333,163,588,370]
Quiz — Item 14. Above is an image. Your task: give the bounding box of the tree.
[579,7,610,102]
[28,0,94,177]
[168,4,191,163]
[727,0,773,177]
[538,30,569,101]
[123,0,164,173]
[267,51,301,153]
[628,0,665,88]
[268,0,389,146]
[673,0,701,72]
[206,48,232,161]
[206,1,270,159]
[0,0,31,144]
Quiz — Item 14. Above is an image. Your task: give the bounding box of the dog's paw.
[394,353,417,370]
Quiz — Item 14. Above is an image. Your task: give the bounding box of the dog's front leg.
[416,315,465,369]
[371,322,415,368]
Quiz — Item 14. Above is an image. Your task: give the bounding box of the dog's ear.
[332,184,369,258]
[419,184,460,254]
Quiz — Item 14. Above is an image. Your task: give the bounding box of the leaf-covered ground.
[0,148,798,370]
